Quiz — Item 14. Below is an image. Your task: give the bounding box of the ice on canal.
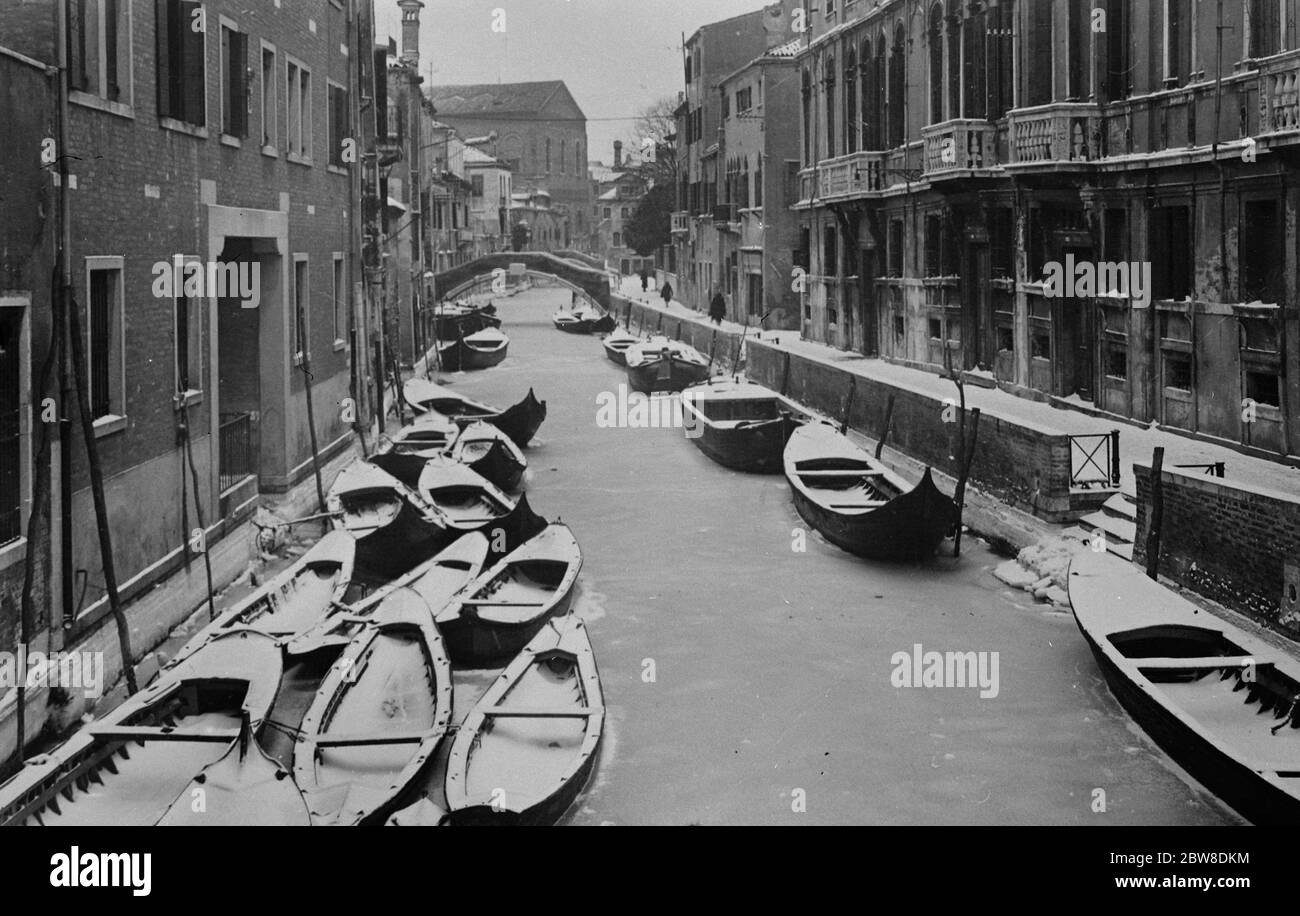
[422,284,1235,825]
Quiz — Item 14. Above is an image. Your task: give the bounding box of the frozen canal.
[421,284,1235,826]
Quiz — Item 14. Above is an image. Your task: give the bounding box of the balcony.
[712,202,737,226]
[921,119,999,179]
[671,211,690,235]
[1007,103,1103,168]
[1259,50,1300,137]
[817,150,890,200]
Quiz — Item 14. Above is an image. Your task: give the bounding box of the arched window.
[889,25,905,146]
[946,2,962,119]
[928,4,945,123]
[824,54,837,159]
[844,48,858,153]
[964,2,987,118]
[874,34,888,147]
[801,67,813,165]
[859,40,874,149]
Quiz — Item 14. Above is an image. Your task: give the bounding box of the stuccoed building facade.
[795,0,1300,462]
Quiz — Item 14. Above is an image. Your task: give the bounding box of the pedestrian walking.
[709,288,726,326]
[660,281,673,307]
[639,268,649,292]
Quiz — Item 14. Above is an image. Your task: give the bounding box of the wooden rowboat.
[680,378,809,473]
[783,423,956,562]
[437,327,509,372]
[602,327,638,366]
[625,338,710,394]
[417,455,517,537]
[436,523,582,667]
[444,614,603,825]
[287,532,490,658]
[1069,549,1300,825]
[434,302,501,339]
[328,461,451,579]
[449,420,527,491]
[403,379,546,448]
[553,307,616,335]
[0,628,284,826]
[381,413,460,455]
[293,587,455,826]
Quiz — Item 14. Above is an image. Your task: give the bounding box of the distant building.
[591,145,651,276]
[510,189,566,253]
[427,81,592,250]
[463,146,513,259]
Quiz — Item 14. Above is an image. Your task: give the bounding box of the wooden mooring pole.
[875,393,896,460]
[1146,447,1165,581]
[839,376,858,435]
[952,407,982,558]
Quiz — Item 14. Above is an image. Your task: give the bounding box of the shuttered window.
[221,23,248,137]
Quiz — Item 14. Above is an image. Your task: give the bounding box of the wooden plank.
[482,707,598,718]
[828,501,887,509]
[311,730,440,748]
[797,469,883,478]
[1134,656,1265,671]
[88,726,241,744]
[460,599,548,607]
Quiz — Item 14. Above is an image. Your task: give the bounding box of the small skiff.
[0,628,284,826]
[437,327,509,372]
[437,523,582,667]
[403,379,546,448]
[1069,549,1300,825]
[417,455,517,538]
[434,302,501,339]
[328,461,451,579]
[602,327,638,366]
[449,420,527,491]
[294,587,454,826]
[553,307,616,335]
[680,378,809,473]
[287,532,489,658]
[444,614,604,825]
[625,338,710,393]
[783,423,957,562]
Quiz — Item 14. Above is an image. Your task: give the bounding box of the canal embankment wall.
[1133,462,1300,636]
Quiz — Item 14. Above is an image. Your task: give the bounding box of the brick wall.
[1133,463,1300,635]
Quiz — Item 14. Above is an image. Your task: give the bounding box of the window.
[1067,0,1087,101]
[888,27,905,146]
[86,258,125,422]
[172,255,202,395]
[964,2,988,117]
[68,0,132,105]
[1246,370,1281,406]
[888,219,903,276]
[929,318,943,340]
[1032,333,1051,359]
[260,44,276,148]
[737,86,753,113]
[1165,353,1192,390]
[997,327,1014,353]
[332,254,346,344]
[220,21,248,138]
[545,138,552,173]
[801,68,812,165]
[471,174,484,197]
[824,56,836,158]
[1251,0,1282,58]
[924,214,942,276]
[603,207,612,219]
[621,206,630,219]
[156,0,206,126]
[894,315,905,340]
[722,92,730,120]
[1103,208,1128,264]
[560,140,566,174]
[0,301,28,546]
[1165,0,1192,86]
[328,81,348,167]
[1105,343,1128,379]
[613,231,622,248]
[1105,0,1130,101]
[989,0,1016,117]
[291,256,308,364]
[1241,200,1282,302]
[823,225,838,277]
[990,208,1014,279]
[1151,206,1192,300]
[576,141,583,176]
[928,5,944,124]
[286,57,311,160]
[1026,0,1053,106]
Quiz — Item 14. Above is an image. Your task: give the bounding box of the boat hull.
[690,414,801,474]
[439,583,576,667]
[488,388,547,447]
[603,340,631,366]
[626,358,710,394]
[463,438,525,491]
[344,496,448,580]
[438,338,508,372]
[788,466,955,562]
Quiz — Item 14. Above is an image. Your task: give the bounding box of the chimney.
[398,0,424,66]
[613,140,623,168]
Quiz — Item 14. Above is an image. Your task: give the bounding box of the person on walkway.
[660,281,673,308]
[709,288,726,326]
[639,268,649,292]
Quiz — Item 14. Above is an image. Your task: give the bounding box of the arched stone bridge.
[434,251,613,311]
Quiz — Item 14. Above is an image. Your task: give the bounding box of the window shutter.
[234,31,248,136]
[180,0,205,126]
[155,0,173,116]
[68,0,88,92]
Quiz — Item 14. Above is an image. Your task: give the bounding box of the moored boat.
[417,455,517,538]
[293,588,454,826]
[434,301,501,339]
[1069,549,1300,825]
[327,461,450,579]
[680,378,809,473]
[444,614,604,825]
[783,423,956,562]
[436,327,509,372]
[625,338,710,393]
[449,420,527,491]
[436,523,582,666]
[403,379,546,448]
[287,531,490,657]
[0,628,284,826]
[553,306,616,335]
[602,327,638,366]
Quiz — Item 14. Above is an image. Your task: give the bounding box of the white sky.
[377,0,770,164]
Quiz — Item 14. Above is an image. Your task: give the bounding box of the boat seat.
[460,599,547,607]
[797,469,883,478]
[89,725,243,743]
[311,729,443,748]
[482,706,599,718]
[827,501,888,509]
[1134,655,1267,670]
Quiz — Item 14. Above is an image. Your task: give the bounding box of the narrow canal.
[417,283,1235,826]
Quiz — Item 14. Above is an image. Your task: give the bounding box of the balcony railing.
[219,411,256,493]
[818,150,890,199]
[1008,103,1103,166]
[1260,50,1300,135]
[671,211,690,234]
[921,119,999,177]
[1069,430,1121,490]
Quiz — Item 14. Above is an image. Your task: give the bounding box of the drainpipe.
[56,0,73,633]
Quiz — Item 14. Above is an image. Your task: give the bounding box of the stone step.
[1102,492,1137,521]
[1080,510,1137,545]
